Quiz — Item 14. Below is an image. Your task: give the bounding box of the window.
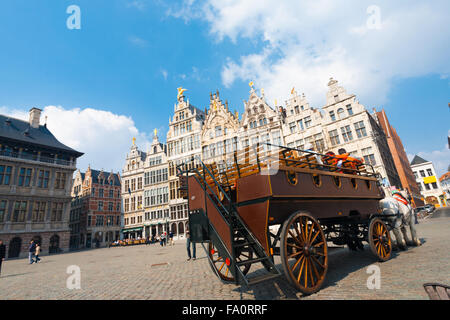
[251,136,259,146]
[96,215,104,226]
[272,131,281,145]
[259,118,267,126]
[304,116,312,128]
[138,177,142,189]
[99,188,104,198]
[424,183,430,190]
[289,122,296,134]
[32,201,46,222]
[294,105,299,114]
[0,200,7,222]
[124,180,129,192]
[313,133,325,152]
[37,170,50,188]
[431,182,438,189]
[341,125,353,142]
[419,170,426,178]
[108,202,113,211]
[337,108,345,119]
[0,165,12,185]
[98,201,104,211]
[413,171,418,179]
[215,126,222,137]
[427,169,433,176]
[346,104,353,115]
[88,215,92,226]
[297,119,304,131]
[362,147,376,166]
[329,129,340,146]
[18,168,32,187]
[55,172,66,189]
[109,189,113,198]
[12,201,27,222]
[131,179,136,191]
[91,188,96,197]
[51,202,63,221]
[124,198,129,212]
[354,121,367,138]
[334,95,339,102]
[329,111,336,121]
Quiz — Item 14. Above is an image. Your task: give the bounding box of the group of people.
[154,231,175,247]
[304,143,363,174]
[28,240,41,264]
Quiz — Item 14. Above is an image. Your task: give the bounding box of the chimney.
[29,108,42,128]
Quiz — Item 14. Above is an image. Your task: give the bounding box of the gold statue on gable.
[177,87,187,99]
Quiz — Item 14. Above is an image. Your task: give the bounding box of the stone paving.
[0,213,448,300]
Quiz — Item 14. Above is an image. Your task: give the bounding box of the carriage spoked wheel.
[207,238,253,283]
[368,218,392,262]
[280,211,328,295]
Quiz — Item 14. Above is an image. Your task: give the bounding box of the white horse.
[379,188,421,249]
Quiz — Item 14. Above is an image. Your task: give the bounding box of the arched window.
[8,237,22,258]
[337,108,345,119]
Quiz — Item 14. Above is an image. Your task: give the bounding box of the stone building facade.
[0,108,83,258]
[70,167,121,249]
[143,132,170,238]
[166,89,204,240]
[121,139,146,239]
[410,155,445,207]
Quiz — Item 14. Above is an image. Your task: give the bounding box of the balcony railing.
[0,150,73,166]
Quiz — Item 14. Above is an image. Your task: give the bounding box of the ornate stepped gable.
[239,85,284,148]
[201,90,239,144]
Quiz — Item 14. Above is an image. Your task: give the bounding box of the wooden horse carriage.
[178,143,392,295]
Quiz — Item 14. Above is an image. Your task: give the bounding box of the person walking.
[169,231,174,246]
[28,240,36,264]
[186,231,196,261]
[0,240,6,276]
[34,243,41,263]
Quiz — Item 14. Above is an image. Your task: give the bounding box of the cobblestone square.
[0,213,448,300]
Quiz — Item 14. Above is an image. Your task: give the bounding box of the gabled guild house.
[0,108,83,258]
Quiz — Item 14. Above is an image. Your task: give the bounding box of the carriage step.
[236,257,269,266]
[233,241,255,248]
[246,273,281,286]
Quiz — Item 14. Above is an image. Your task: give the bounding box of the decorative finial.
[249,81,254,88]
[275,99,277,106]
[154,128,158,137]
[261,88,264,95]
[132,137,136,145]
[177,87,187,99]
[291,87,295,95]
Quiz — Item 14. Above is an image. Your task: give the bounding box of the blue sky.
[0,0,449,175]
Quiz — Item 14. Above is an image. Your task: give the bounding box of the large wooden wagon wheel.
[368,218,392,262]
[207,237,253,283]
[280,211,328,295]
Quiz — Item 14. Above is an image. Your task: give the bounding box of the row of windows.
[91,187,120,198]
[97,201,120,212]
[0,166,66,189]
[144,187,169,206]
[0,200,65,223]
[173,120,193,136]
[144,168,168,185]
[248,117,268,129]
[414,169,434,179]
[167,134,201,157]
[124,177,143,193]
[202,137,239,159]
[144,209,170,221]
[124,196,143,212]
[329,121,367,146]
[87,215,120,227]
[329,104,354,121]
[417,181,439,191]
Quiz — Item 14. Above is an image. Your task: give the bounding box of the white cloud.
[128,35,149,47]
[169,0,450,107]
[161,69,168,80]
[0,106,151,174]
[126,0,148,11]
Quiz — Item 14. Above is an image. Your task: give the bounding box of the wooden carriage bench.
[423,283,450,300]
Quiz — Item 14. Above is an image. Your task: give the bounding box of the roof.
[410,155,429,166]
[0,114,83,157]
[89,169,121,186]
[439,172,450,182]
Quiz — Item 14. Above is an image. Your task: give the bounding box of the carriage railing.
[191,142,378,192]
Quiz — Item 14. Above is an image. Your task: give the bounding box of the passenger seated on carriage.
[321,149,363,174]
[303,143,323,166]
